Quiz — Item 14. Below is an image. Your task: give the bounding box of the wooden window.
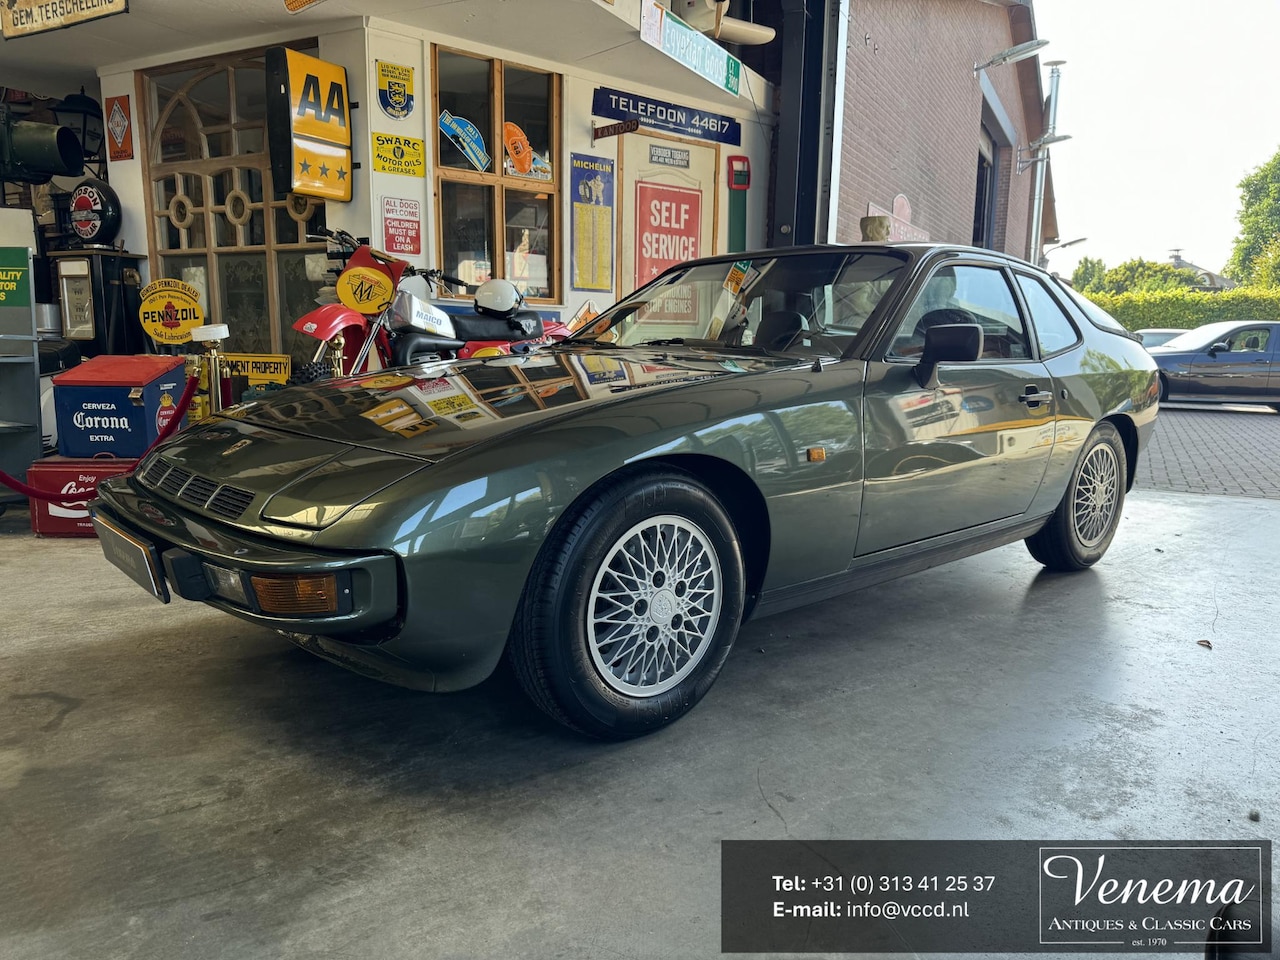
[433,47,559,301]
[144,46,328,360]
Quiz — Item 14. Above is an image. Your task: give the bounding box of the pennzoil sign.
[265,46,352,203]
[2,0,128,39]
[138,278,205,345]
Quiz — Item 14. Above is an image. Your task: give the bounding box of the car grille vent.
[207,485,255,520]
[158,464,193,497]
[138,456,255,522]
[140,457,169,488]
[178,475,218,508]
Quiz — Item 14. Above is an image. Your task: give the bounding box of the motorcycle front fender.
[294,302,369,340]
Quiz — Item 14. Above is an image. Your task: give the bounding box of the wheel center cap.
[650,588,677,623]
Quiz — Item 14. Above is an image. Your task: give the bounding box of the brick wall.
[836,0,1037,259]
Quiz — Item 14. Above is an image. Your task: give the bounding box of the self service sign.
[635,182,701,287]
[266,46,352,202]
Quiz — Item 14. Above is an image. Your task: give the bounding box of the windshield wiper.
[637,338,688,346]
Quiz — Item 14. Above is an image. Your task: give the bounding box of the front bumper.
[92,475,401,638]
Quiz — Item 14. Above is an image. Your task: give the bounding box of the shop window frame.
[431,45,561,303]
[141,43,327,358]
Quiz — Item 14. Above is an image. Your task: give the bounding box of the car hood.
[214,346,798,461]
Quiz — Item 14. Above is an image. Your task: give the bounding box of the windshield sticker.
[723,259,751,294]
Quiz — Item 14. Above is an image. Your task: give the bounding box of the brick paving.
[1136,403,1280,499]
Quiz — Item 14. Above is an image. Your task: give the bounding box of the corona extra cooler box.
[53,355,187,459]
[28,456,138,537]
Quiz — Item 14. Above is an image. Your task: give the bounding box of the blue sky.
[1031,0,1280,278]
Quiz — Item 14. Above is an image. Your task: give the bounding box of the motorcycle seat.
[450,310,544,342]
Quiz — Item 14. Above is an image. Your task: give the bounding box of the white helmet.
[474,278,524,319]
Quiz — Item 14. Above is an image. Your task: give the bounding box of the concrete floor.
[0,488,1276,959]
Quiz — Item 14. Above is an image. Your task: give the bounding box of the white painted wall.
[91,15,774,322]
[98,70,150,284]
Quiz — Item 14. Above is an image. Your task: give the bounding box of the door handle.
[1019,385,1053,408]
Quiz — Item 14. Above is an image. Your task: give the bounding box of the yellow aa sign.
[286,49,350,146]
[267,46,353,203]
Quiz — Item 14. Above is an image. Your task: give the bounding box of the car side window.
[1014,273,1081,356]
[888,264,1028,360]
[1222,328,1270,353]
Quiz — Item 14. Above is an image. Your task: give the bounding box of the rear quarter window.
[1056,280,1134,337]
[1015,273,1081,356]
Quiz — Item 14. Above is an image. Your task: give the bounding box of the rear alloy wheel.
[1026,422,1126,571]
[509,469,745,739]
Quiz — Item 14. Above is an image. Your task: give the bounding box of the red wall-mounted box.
[27,456,138,538]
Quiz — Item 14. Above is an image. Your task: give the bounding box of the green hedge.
[1084,288,1280,332]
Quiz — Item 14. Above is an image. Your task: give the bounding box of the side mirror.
[915,323,984,387]
[1208,341,1229,357]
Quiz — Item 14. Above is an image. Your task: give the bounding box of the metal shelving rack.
[0,245,41,507]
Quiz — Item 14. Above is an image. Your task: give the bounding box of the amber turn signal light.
[250,573,339,615]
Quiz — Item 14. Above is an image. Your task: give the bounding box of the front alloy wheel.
[510,468,745,739]
[588,516,723,697]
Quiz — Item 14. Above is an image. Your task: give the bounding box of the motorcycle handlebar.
[306,227,363,248]
[306,230,468,290]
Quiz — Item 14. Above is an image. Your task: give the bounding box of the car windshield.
[570,250,909,356]
[1159,322,1245,351]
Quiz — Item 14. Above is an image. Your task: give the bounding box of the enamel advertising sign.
[635,181,700,288]
[105,96,134,162]
[138,278,205,345]
[371,133,425,177]
[265,47,352,202]
[382,197,421,256]
[2,0,128,39]
[376,61,415,120]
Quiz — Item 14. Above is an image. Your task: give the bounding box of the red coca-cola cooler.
[28,455,138,537]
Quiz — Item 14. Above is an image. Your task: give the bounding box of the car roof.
[672,242,1041,272]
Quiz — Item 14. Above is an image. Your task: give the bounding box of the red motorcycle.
[291,227,569,383]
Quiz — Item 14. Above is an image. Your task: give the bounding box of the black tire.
[508,468,745,739]
[1026,422,1127,571]
[287,359,333,386]
[1158,374,1169,403]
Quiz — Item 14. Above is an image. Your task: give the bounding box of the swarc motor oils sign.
[265,47,352,202]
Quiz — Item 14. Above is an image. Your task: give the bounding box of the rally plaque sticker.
[138,279,205,345]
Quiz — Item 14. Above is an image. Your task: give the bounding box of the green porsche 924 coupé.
[93,244,1158,738]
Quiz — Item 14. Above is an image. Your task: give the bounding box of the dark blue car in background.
[1147,321,1279,411]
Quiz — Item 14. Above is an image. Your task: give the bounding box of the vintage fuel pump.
[46,179,147,358]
